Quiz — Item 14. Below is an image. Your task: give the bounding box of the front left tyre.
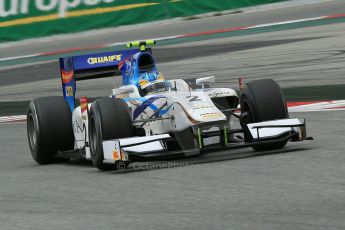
[27,97,74,164]
[89,98,134,171]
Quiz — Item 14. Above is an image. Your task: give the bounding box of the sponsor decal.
[211,91,231,97]
[191,104,213,110]
[0,2,161,31]
[200,112,221,119]
[0,0,135,19]
[65,86,73,96]
[188,95,202,102]
[112,150,120,160]
[61,69,74,83]
[112,149,127,161]
[73,119,84,134]
[87,54,121,65]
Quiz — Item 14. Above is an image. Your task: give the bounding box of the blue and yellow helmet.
[138,71,166,95]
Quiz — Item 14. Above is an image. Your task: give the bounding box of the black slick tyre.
[240,79,289,151]
[27,96,74,164]
[89,98,133,171]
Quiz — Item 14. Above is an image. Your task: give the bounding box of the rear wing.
[59,49,139,111]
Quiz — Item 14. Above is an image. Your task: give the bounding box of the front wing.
[101,118,311,164]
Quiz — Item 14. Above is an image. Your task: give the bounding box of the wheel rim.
[28,114,38,151]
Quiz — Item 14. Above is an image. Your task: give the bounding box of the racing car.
[27,40,312,170]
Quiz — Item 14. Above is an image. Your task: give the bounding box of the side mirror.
[113,85,134,96]
[196,76,215,91]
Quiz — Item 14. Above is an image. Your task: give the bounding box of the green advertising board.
[0,0,286,43]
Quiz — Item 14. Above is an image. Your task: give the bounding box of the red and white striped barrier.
[0,115,26,124]
[288,100,345,112]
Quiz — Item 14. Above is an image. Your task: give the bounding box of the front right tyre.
[240,79,289,151]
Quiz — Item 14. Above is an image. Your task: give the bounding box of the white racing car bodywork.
[26,40,312,169]
[71,77,307,165]
[72,78,239,159]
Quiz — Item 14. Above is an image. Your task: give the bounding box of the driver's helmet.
[138,71,166,95]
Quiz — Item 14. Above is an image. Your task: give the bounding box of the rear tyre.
[27,97,74,164]
[240,79,289,151]
[89,98,133,171]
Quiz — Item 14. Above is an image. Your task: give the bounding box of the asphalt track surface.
[1,1,345,230]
